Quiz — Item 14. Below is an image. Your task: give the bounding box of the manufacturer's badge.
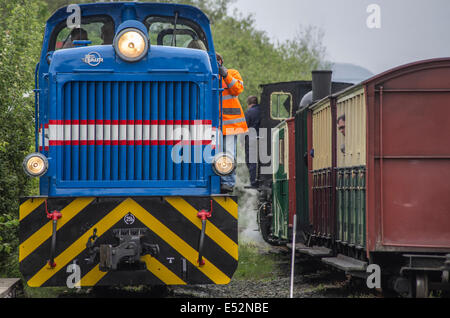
[82,52,104,67]
[124,213,136,225]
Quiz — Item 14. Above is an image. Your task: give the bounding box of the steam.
[235,138,269,247]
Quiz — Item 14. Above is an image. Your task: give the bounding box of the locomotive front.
[19,3,238,288]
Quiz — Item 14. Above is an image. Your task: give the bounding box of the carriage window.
[53,17,114,51]
[145,16,208,50]
[271,92,293,120]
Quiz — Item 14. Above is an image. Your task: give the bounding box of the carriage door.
[272,123,289,240]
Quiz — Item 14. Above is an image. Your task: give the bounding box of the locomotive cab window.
[50,16,115,51]
[145,16,208,50]
[271,92,293,120]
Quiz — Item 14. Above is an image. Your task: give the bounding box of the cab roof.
[40,2,215,63]
[48,2,210,25]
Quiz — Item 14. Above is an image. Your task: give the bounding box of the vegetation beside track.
[231,243,280,281]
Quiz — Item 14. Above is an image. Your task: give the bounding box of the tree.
[0,0,46,276]
[212,12,328,110]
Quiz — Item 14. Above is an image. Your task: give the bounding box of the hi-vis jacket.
[221,69,249,135]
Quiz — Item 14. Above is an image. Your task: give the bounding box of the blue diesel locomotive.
[19,2,238,288]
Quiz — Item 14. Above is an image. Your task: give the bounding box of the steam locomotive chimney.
[312,70,332,102]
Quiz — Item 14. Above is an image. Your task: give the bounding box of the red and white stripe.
[38,125,43,151]
[39,124,50,152]
[46,120,215,147]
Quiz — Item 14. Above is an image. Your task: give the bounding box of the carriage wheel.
[257,202,274,245]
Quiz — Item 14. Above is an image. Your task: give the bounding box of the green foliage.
[235,243,279,281]
[0,0,46,276]
[212,13,327,110]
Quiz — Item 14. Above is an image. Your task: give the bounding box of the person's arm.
[223,69,244,96]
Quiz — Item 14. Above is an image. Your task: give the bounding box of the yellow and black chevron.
[19,196,238,287]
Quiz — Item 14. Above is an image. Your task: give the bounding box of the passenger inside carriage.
[337,114,346,136]
[337,114,346,154]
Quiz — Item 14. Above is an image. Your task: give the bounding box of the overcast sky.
[230,0,450,74]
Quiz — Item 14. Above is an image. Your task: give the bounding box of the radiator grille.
[51,81,211,182]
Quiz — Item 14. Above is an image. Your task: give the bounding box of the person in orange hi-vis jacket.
[216,53,249,193]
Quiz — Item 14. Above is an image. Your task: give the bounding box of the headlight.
[23,153,48,177]
[114,28,148,62]
[213,153,236,176]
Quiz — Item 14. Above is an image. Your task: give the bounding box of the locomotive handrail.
[34,63,40,152]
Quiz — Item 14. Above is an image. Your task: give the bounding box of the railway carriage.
[257,81,351,190]
[256,80,351,244]
[20,2,239,288]
[260,59,450,297]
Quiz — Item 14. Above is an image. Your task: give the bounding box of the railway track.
[12,245,378,298]
[0,279,22,298]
